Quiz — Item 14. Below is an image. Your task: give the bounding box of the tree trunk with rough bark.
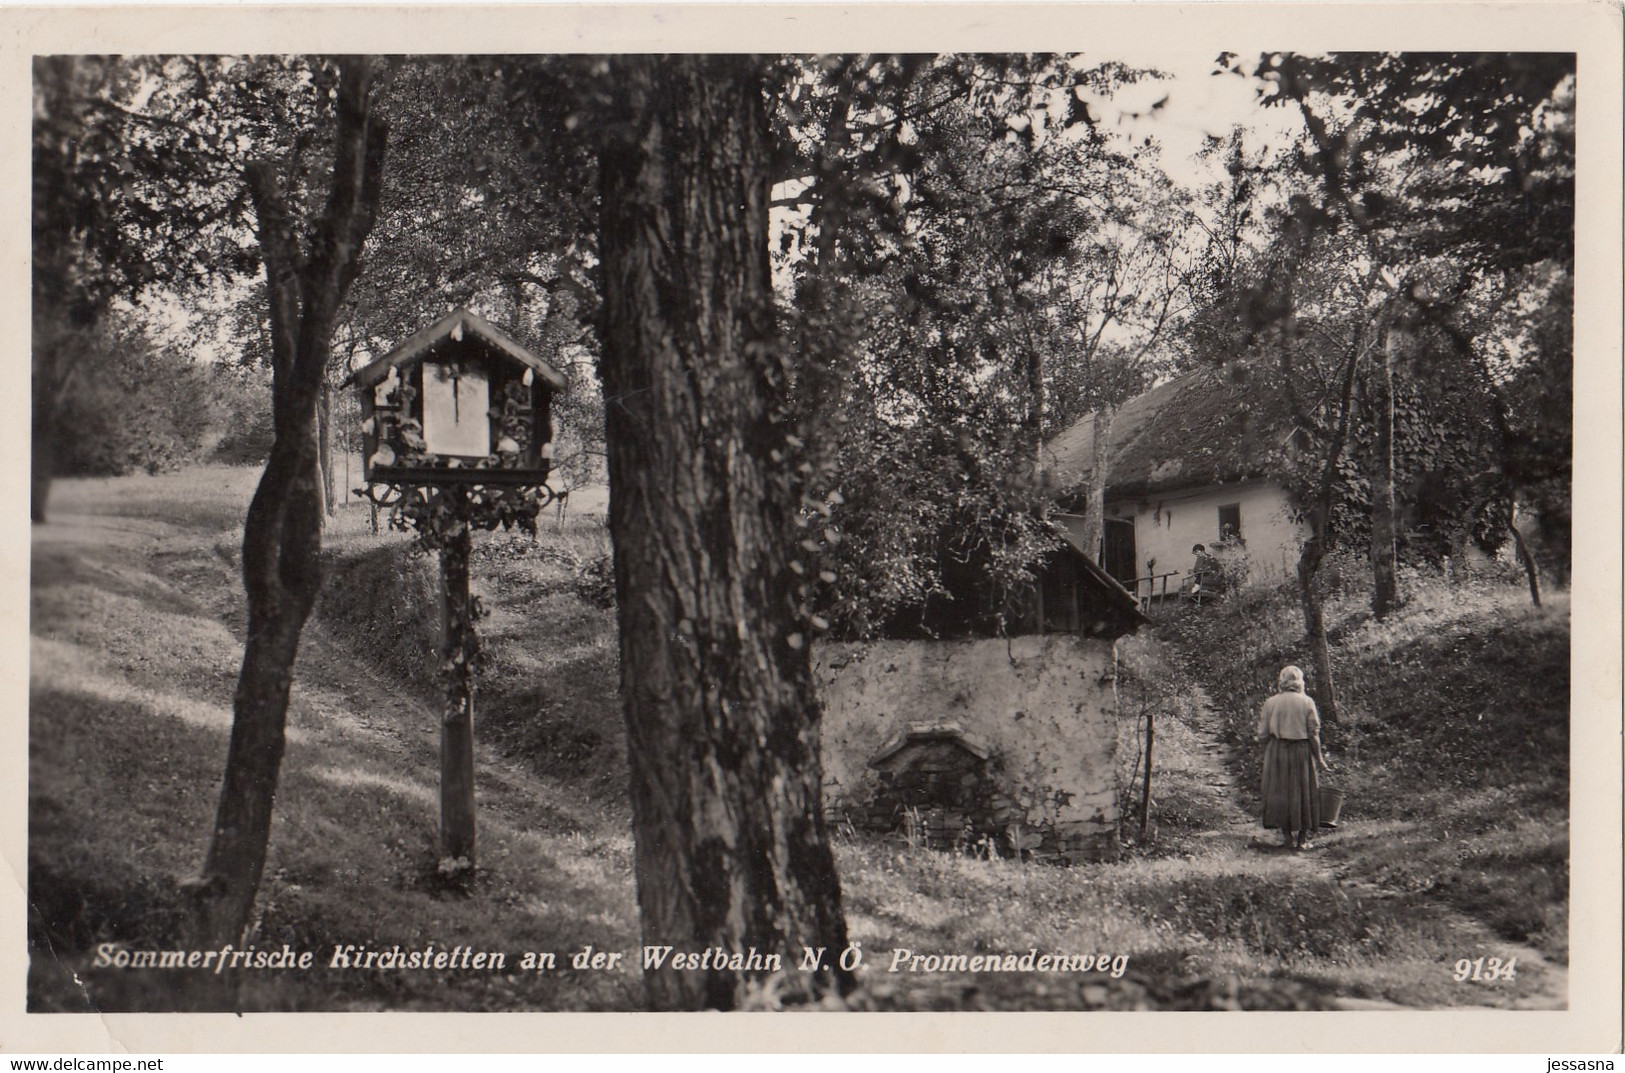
[192,58,387,947]
[1369,322,1401,619]
[597,54,852,1011]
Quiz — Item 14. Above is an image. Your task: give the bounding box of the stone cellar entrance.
[855,723,1013,852]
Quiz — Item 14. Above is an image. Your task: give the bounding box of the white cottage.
[1043,367,1309,598]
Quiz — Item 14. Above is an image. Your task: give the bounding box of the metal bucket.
[1319,787,1346,829]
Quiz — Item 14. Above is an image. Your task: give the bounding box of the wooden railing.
[1129,571,1181,614]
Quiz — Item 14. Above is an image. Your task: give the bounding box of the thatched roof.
[346,308,568,391]
[1043,365,1298,500]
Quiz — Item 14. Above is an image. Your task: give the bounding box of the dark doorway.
[1103,517,1137,588]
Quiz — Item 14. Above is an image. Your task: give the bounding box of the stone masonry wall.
[813,635,1121,862]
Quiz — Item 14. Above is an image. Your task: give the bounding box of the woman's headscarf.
[1278,665,1305,693]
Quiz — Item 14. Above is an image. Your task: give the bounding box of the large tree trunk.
[597,55,851,1011]
[192,58,387,947]
[1369,322,1401,619]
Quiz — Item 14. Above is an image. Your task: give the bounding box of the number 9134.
[1453,956,1517,982]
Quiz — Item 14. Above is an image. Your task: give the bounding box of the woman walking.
[1257,665,1332,850]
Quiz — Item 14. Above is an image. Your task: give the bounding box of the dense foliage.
[44,313,270,477]
[39,51,1574,592]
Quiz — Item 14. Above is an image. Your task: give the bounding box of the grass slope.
[27,466,1568,1011]
[1155,566,1570,985]
[30,469,638,1012]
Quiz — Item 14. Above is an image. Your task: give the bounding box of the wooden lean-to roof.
[878,522,1148,641]
[346,308,569,391]
[1043,364,1299,501]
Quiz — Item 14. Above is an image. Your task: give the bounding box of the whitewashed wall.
[813,635,1121,842]
[1116,480,1305,588]
[1058,480,1306,592]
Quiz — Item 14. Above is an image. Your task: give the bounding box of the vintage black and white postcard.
[2,0,1620,1055]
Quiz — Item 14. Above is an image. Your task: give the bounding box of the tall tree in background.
[595,55,850,1010]
[32,58,107,521]
[767,55,1176,633]
[193,57,388,945]
[32,58,179,521]
[1179,52,1574,713]
[1250,51,1575,613]
[32,55,352,519]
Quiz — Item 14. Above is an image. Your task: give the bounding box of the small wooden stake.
[439,510,477,869]
[1139,707,1156,843]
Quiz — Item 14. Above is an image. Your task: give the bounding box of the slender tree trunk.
[318,381,336,520]
[30,332,79,525]
[1138,707,1155,842]
[1508,499,1542,607]
[31,407,55,524]
[1025,340,1047,514]
[1369,322,1401,618]
[438,508,478,867]
[1077,406,1115,562]
[1292,343,1365,726]
[1296,531,1339,724]
[792,61,858,487]
[191,58,386,947]
[194,436,323,943]
[597,54,851,1011]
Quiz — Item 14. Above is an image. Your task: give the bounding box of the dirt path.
[1164,688,1568,1010]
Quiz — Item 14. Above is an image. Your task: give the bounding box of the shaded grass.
[30,469,641,1012]
[829,824,1501,1010]
[319,522,628,801]
[39,465,270,534]
[28,465,1568,1011]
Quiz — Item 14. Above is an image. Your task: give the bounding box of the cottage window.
[1217,503,1242,542]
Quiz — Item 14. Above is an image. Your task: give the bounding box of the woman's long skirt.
[1260,737,1320,833]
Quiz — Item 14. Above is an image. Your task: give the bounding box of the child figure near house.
[1256,665,1334,851]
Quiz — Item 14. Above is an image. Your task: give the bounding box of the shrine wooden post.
[438,502,477,864]
[346,308,565,877]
